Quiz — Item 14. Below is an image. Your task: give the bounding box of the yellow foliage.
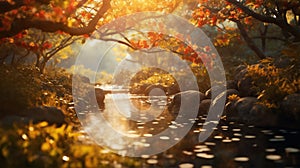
[0,122,142,167]
[246,57,299,108]
[228,94,240,102]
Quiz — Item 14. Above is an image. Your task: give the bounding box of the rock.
[144,84,167,96]
[234,65,247,82]
[226,98,278,127]
[130,83,150,95]
[73,74,90,84]
[274,57,292,68]
[0,115,30,126]
[199,99,211,115]
[237,76,257,97]
[95,88,105,109]
[21,106,66,125]
[225,102,238,120]
[234,97,257,121]
[226,80,237,90]
[205,85,226,99]
[248,104,278,127]
[169,90,204,114]
[280,94,300,121]
[166,84,180,95]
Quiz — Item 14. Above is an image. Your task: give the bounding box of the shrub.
[0,65,44,116]
[246,55,299,108]
[0,122,141,167]
[0,65,81,125]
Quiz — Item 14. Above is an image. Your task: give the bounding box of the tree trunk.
[260,24,268,52]
[235,21,266,59]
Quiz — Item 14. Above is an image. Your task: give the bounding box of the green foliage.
[0,122,141,168]
[246,53,299,108]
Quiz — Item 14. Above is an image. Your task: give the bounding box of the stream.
[81,93,300,167]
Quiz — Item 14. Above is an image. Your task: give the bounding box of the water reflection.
[82,93,300,167]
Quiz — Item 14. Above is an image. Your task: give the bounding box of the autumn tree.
[190,0,300,59]
[0,0,183,72]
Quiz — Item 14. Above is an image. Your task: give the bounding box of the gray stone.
[281,93,300,121]
[199,99,211,115]
[169,90,204,114]
[205,85,226,99]
[274,57,292,68]
[73,74,90,84]
[166,84,180,95]
[225,101,238,120]
[0,115,30,126]
[226,80,237,90]
[237,76,257,97]
[234,65,247,82]
[234,97,257,121]
[21,106,66,125]
[95,88,105,109]
[144,84,167,96]
[248,104,278,127]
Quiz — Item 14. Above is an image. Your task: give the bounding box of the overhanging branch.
[0,0,111,39]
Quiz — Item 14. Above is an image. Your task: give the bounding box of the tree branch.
[235,20,266,59]
[0,0,111,39]
[226,0,278,24]
[227,0,300,41]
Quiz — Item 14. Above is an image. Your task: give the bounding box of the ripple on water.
[232,138,240,142]
[194,148,211,153]
[193,130,200,133]
[196,153,215,159]
[143,133,153,137]
[179,163,194,168]
[261,130,273,135]
[269,137,285,142]
[147,159,158,164]
[159,136,170,140]
[234,157,250,162]
[244,135,256,139]
[266,154,281,161]
[265,148,276,152]
[214,135,223,140]
[285,147,300,153]
[221,126,228,129]
[232,128,241,132]
[204,142,216,146]
[234,133,242,137]
[199,128,207,132]
[195,145,208,149]
[141,155,150,159]
[222,139,232,143]
[183,150,193,156]
[290,131,298,134]
[165,154,174,159]
[169,125,178,129]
